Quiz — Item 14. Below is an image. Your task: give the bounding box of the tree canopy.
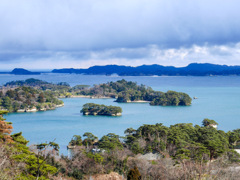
[70,118,240,162]
[81,103,122,116]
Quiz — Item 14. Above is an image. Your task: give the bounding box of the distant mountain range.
[1,63,240,76]
[52,63,240,76]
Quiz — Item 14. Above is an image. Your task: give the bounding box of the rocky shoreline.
[15,103,64,113]
[83,112,122,116]
[59,95,112,99]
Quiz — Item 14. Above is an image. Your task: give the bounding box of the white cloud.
[1,43,240,70]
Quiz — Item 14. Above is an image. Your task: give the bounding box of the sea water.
[1,74,240,155]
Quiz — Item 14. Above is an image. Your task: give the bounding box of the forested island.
[77,79,192,106]
[81,103,122,116]
[0,79,65,112]
[0,86,63,112]
[1,110,240,179]
[0,78,191,113]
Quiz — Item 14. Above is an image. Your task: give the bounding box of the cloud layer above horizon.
[1,0,240,69]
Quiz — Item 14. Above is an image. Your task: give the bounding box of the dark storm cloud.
[1,0,240,51]
[0,0,240,68]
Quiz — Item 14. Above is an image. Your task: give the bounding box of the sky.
[1,0,240,70]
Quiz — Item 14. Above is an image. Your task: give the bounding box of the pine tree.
[0,110,13,142]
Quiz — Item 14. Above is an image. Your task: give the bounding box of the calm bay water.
[1,74,240,155]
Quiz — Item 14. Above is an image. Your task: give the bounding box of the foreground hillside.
[0,110,59,179]
[65,118,240,179]
[1,109,240,180]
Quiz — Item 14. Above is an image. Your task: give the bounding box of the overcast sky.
[1,0,240,70]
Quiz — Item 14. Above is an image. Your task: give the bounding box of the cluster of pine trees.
[64,118,240,179]
[81,103,122,116]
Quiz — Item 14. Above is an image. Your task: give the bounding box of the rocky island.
[80,103,122,116]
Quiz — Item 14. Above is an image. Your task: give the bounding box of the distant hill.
[11,68,41,75]
[52,63,240,76]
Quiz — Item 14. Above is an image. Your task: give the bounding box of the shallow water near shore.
[1,74,240,155]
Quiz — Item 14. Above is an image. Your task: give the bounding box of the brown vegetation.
[0,111,13,143]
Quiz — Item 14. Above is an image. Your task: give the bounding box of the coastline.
[83,112,122,116]
[128,100,150,103]
[115,100,151,103]
[64,95,112,99]
[69,96,150,103]
[2,103,65,114]
[7,94,114,114]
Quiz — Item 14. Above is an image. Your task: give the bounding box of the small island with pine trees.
[80,103,122,116]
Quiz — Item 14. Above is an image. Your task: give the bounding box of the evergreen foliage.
[81,103,122,116]
[70,119,240,163]
[1,79,192,114]
[0,112,58,179]
[0,86,63,112]
[98,133,123,150]
[78,79,192,106]
[202,118,218,127]
[69,135,83,146]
